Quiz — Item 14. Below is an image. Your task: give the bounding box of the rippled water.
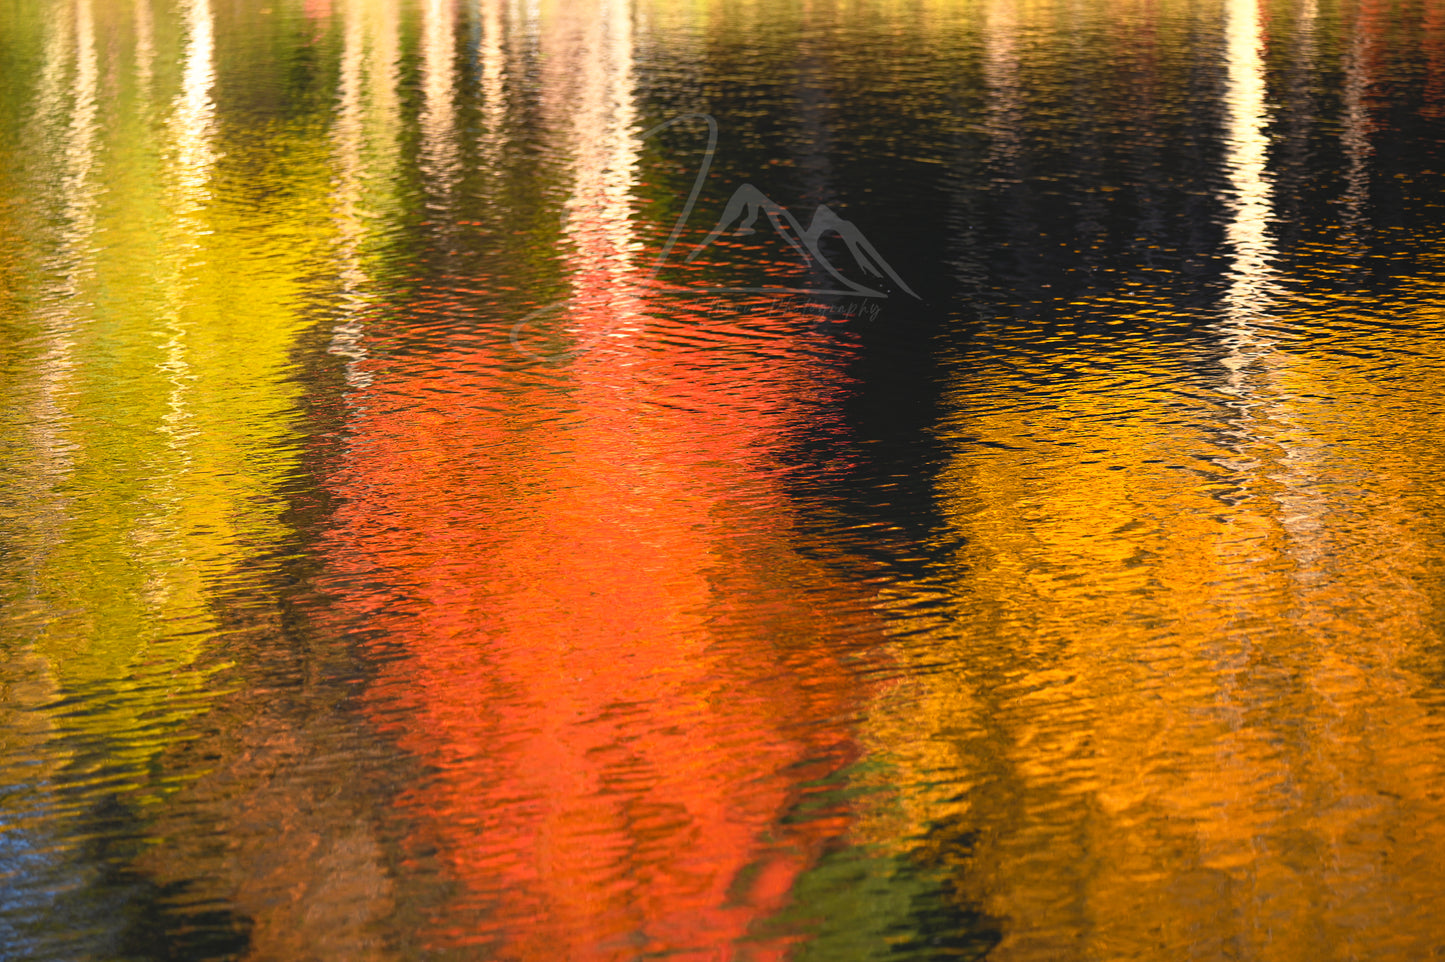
[4,0,1445,958]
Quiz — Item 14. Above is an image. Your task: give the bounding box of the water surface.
[4,0,1445,959]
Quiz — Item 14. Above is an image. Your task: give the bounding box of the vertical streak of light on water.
[5,0,96,810]
[1218,8,1273,585]
[119,0,210,621]
[156,0,216,465]
[173,0,216,200]
[1200,0,1281,873]
[134,0,155,98]
[1,1,97,924]
[979,0,1028,327]
[53,0,96,364]
[793,3,834,218]
[1218,0,1329,574]
[421,0,460,210]
[1341,0,1376,240]
[548,0,640,346]
[1221,0,1275,369]
[328,0,371,389]
[520,0,540,54]
[982,0,1021,167]
[328,0,402,392]
[477,0,508,173]
[125,0,214,626]
[1217,0,1285,530]
[1272,0,1329,584]
[62,0,98,245]
[24,0,96,600]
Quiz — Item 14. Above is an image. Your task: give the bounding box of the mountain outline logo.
[684,183,919,300]
[510,113,918,363]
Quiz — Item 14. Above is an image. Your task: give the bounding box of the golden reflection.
[896,22,1445,958]
[854,5,1445,960]
[867,323,1445,960]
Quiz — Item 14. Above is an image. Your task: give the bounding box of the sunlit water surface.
[4,0,1445,958]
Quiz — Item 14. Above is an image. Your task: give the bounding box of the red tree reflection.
[322,271,875,959]
[315,6,884,952]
